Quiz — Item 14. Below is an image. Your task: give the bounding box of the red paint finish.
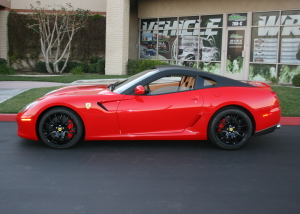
[16,81,281,142]
[198,87,281,132]
[118,90,203,134]
[134,85,146,95]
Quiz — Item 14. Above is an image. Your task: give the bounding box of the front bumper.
[16,114,39,141]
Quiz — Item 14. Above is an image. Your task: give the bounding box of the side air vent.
[97,102,108,111]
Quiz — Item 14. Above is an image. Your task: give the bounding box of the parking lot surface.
[0,122,300,213]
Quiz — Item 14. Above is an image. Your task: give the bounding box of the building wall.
[0,0,11,8]
[129,4,139,60]
[135,0,300,82]
[138,0,300,18]
[11,0,106,12]
[0,9,9,60]
[105,0,130,75]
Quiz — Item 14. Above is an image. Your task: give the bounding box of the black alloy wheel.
[38,108,83,149]
[208,108,253,150]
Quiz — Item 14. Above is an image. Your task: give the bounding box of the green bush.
[79,62,89,73]
[127,59,143,75]
[0,64,16,75]
[35,61,89,73]
[269,77,279,85]
[70,66,84,75]
[58,61,80,73]
[96,59,105,74]
[92,14,103,20]
[89,63,97,73]
[292,73,300,87]
[35,61,53,73]
[139,59,169,72]
[0,58,7,66]
[127,59,169,75]
[88,59,105,74]
[89,56,99,64]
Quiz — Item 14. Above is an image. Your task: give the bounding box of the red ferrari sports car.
[16,65,281,149]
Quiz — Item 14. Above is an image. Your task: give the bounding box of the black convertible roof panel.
[154,65,254,88]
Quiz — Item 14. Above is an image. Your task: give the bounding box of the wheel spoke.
[42,113,77,146]
[63,116,70,125]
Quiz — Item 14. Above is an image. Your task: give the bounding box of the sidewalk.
[0,79,124,103]
[0,81,65,103]
[0,80,300,125]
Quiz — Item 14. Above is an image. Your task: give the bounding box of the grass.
[271,86,300,117]
[0,84,299,116]
[0,86,64,113]
[0,74,130,83]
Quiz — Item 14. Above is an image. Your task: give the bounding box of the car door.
[117,78,203,135]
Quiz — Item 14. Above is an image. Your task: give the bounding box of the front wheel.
[208,108,253,150]
[38,107,83,149]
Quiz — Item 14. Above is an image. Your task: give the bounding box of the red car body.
[16,65,281,149]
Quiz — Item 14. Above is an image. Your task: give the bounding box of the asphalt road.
[1,122,300,214]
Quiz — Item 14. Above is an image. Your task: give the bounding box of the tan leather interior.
[145,76,195,92]
[147,82,180,92]
[180,76,195,89]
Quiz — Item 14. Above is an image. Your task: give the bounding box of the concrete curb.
[0,114,16,121]
[1,114,299,125]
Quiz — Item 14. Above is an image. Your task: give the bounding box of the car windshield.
[113,68,159,94]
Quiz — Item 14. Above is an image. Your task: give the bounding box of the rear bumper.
[254,124,280,137]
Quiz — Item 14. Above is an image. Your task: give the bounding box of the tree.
[27,1,90,74]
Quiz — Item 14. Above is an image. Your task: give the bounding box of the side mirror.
[134,85,145,95]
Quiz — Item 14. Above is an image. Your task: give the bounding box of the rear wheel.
[208,108,253,150]
[38,108,83,149]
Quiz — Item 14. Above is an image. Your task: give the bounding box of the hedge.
[33,59,168,75]
[292,73,300,87]
[0,58,7,66]
[0,64,16,75]
[127,59,169,75]
[35,61,90,73]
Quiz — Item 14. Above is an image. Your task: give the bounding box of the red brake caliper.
[67,119,74,139]
[217,119,226,132]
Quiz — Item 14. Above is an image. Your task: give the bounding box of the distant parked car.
[177,36,220,67]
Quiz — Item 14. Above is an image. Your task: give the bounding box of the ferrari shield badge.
[85,103,91,109]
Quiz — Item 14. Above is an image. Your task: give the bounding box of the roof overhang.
[0,0,11,9]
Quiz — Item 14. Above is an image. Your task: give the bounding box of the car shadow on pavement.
[18,138,216,150]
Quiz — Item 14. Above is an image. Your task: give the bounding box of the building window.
[139,10,300,82]
[140,15,223,74]
[250,10,300,82]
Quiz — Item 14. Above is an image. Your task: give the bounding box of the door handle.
[190,96,199,100]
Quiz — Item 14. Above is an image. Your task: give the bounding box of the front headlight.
[19,101,39,113]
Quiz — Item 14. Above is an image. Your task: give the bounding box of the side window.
[196,76,217,88]
[204,78,216,86]
[144,75,196,95]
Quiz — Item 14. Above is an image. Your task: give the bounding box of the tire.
[38,107,83,149]
[208,108,253,150]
